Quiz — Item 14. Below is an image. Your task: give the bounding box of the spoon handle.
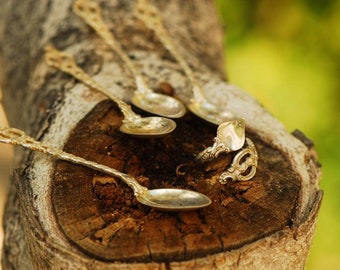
[73,0,151,95]
[44,46,139,122]
[0,127,147,195]
[134,0,206,103]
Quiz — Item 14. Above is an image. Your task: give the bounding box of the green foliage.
[215,0,340,268]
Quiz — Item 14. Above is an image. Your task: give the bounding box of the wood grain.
[52,100,300,262]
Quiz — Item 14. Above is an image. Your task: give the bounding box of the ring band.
[219,138,258,183]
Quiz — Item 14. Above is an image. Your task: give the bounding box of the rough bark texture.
[0,0,322,269]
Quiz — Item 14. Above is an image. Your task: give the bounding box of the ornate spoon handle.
[134,0,206,103]
[73,0,151,94]
[44,46,139,121]
[0,127,147,194]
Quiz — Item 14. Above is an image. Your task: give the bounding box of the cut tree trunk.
[0,0,322,269]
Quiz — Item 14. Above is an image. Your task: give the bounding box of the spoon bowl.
[131,90,186,119]
[119,116,176,137]
[188,101,234,126]
[136,188,212,211]
[217,118,246,151]
[0,127,211,211]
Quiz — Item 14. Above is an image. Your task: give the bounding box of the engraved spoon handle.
[73,0,151,94]
[135,0,206,103]
[44,46,139,121]
[0,127,147,194]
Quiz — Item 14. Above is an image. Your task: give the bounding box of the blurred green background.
[215,0,340,269]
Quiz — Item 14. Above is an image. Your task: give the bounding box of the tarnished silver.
[196,119,246,162]
[73,0,186,119]
[45,46,177,138]
[195,119,258,182]
[0,127,212,211]
[219,138,258,183]
[135,0,233,125]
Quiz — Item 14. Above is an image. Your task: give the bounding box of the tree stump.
[0,0,322,269]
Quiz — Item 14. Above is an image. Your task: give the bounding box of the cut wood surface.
[53,100,300,262]
[0,0,321,269]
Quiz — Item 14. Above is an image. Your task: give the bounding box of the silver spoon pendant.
[0,127,211,211]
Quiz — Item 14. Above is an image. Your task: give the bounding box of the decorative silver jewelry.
[219,138,258,183]
[195,119,246,162]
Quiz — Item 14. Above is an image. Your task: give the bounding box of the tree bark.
[0,0,321,269]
